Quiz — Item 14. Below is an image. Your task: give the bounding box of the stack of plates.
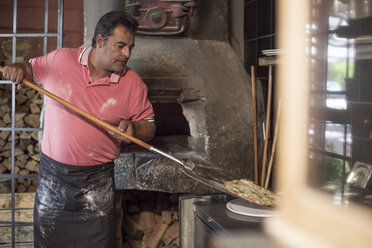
[261,49,284,57]
[226,198,277,217]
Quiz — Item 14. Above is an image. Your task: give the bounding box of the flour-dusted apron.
[34,153,115,248]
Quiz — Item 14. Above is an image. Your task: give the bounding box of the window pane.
[326,94,346,109]
[325,122,347,156]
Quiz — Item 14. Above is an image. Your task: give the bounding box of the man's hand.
[110,119,135,144]
[2,62,32,89]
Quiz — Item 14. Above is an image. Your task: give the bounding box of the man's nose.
[122,47,131,57]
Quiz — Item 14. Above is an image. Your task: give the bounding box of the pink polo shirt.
[31,47,154,165]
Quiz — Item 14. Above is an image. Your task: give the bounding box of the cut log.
[0,103,10,113]
[24,114,40,128]
[0,138,5,147]
[161,210,172,225]
[137,211,156,232]
[0,164,7,174]
[17,154,28,164]
[145,222,168,248]
[2,113,11,124]
[127,239,145,248]
[161,223,179,245]
[25,160,39,173]
[29,103,40,114]
[15,147,23,157]
[15,113,26,122]
[128,205,140,214]
[123,215,144,241]
[30,154,40,162]
[26,144,34,155]
[154,214,162,225]
[16,94,28,105]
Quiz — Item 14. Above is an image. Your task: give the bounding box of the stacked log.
[122,190,180,248]
[0,84,42,193]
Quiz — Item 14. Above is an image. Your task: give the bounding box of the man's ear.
[96,34,105,48]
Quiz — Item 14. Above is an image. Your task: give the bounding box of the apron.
[34,152,115,248]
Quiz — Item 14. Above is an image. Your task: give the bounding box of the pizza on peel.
[224,179,280,208]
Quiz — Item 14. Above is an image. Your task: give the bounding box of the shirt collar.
[78,47,125,84]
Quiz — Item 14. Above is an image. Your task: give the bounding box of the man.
[2,11,155,247]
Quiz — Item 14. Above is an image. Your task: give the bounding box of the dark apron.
[34,152,115,248]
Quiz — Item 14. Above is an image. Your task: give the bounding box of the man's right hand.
[2,62,32,89]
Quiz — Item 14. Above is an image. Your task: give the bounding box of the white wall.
[83,0,122,47]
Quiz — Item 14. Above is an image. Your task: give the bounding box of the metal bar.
[0,127,42,132]
[0,33,58,38]
[0,174,38,179]
[309,147,351,161]
[11,85,16,248]
[0,80,17,84]
[160,0,195,2]
[0,221,34,225]
[247,33,276,42]
[341,39,351,203]
[11,1,17,246]
[44,0,49,55]
[341,124,347,202]
[245,0,257,6]
[310,90,346,94]
[57,0,64,48]
[150,147,184,166]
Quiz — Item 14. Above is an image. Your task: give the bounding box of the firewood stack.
[0,84,42,193]
[121,190,180,248]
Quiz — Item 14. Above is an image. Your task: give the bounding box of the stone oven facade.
[111,0,256,193]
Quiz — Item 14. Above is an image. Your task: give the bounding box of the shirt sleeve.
[130,78,155,122]
[30,49,59,86]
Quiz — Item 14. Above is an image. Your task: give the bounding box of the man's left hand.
[111,119,135,144]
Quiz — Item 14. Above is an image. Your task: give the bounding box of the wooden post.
[265,100,282,189]
[261,66,273,187]
[251,66,259,184]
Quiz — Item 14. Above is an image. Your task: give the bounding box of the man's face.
[97,25,135,74]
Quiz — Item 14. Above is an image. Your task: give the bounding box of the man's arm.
[114,119,156,144]
[2,62,33,88]
[133,119,156,142]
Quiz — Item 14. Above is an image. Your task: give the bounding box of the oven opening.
[122,101,191,153]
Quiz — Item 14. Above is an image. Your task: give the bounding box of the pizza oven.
[83,0,258,193]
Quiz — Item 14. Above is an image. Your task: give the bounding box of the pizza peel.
[175,152,280,208]
[0,66,278,208]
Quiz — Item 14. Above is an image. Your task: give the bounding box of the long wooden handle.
[260,65,273,187]
[0,66,152,150]
[265,100,281,189]
[251,66,259,184]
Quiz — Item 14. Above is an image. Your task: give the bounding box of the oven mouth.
[121,91,206,155]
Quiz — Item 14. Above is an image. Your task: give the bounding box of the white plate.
[261,49,284,56]
[226,199,277,217]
